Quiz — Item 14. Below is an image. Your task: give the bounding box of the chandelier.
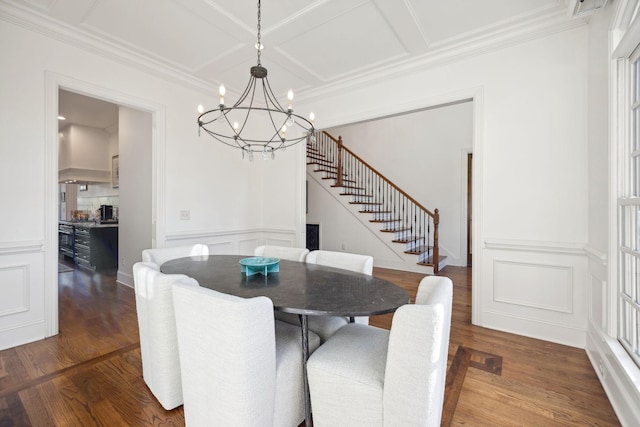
[197,0,316,160]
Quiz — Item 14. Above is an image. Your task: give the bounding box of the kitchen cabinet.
[59,222,118,271]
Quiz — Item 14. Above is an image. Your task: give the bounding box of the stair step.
[332,184,366,190]
[316,164,339,171]
[323,177,356,184]
[392,236,423,244]
[361,209,391,214]
[405,245,432,255]
[349,201,382,206]
[417,255,447,267]
[381,227,410,233]
[318,171,349,178]
[369,218,401,223]
[307,160,333,167]
[307,156,328,163]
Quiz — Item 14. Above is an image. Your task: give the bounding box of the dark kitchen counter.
[59,220,118,229]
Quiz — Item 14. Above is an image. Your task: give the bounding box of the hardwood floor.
[0,262,619,426]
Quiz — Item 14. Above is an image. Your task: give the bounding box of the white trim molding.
[484,238,586,255]
[0,241,43,255]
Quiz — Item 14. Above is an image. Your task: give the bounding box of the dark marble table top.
[160,254,410,317]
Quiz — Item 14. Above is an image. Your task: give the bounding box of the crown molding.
[296,6,587,103]
[1,1,585,104]
[0,1,217,96]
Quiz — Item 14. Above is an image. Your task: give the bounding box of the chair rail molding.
[584,244,608,266]
[0,241,43,255]
[484,238,586,256]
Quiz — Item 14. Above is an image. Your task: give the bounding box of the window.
[618,49,640,367]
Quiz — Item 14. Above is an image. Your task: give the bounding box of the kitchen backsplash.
[77,196,119,216]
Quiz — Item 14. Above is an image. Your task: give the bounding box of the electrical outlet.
[341,243,346,250]
[180,210,190,220]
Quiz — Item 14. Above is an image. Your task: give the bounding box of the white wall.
[117,107,152,285]
[0,16,302,349]
[316,101,473,267]
[299,24,590,347]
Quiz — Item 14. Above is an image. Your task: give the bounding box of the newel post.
[433,208,439,274]
[336,136,344,187]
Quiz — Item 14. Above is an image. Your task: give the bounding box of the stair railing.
[308,131,440,273]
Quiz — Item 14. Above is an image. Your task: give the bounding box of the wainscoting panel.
[481,239,588,348]
[0,242,45,351]
[163,227,299,258]
[208,241,235,254]
[265,237,296,247]
[238,238,260,255]
[0,264,29,316]
[493,260,573,313]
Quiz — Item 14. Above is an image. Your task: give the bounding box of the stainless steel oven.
[58,223,74,259]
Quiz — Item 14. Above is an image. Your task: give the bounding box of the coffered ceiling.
[4,0,596,129]
[6,0,583,99]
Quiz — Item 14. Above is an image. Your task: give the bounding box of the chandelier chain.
[256,0,262,65]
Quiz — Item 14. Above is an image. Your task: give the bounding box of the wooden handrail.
[322,131,438,220]
[313,130,441,273]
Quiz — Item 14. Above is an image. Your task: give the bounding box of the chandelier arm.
[235,79,262,140]
[263,76,287,112]
[258,80,289,141]
[232,76,256,109]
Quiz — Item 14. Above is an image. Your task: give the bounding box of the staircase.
[307,131,446,274]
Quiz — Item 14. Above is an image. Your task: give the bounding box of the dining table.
[160,254,410,427]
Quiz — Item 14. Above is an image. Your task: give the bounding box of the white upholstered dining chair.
[141,243,209,268]
[132,261,199,410]
[172,282,321,427]
[307,275,453,427]
[254,245,310,262]
[303,249,374,342]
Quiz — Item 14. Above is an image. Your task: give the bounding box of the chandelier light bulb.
[197,104,204,114]
[219,84,226,106]
[309,112,315,124]
[233,121,239,134]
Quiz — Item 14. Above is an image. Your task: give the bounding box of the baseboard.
[117,270,133,288]
[586,323,640,426]
[482,310,586,348]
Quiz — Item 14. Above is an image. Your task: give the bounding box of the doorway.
[47,73,160,337]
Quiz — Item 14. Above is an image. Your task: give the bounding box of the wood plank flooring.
[0,262,620,426]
